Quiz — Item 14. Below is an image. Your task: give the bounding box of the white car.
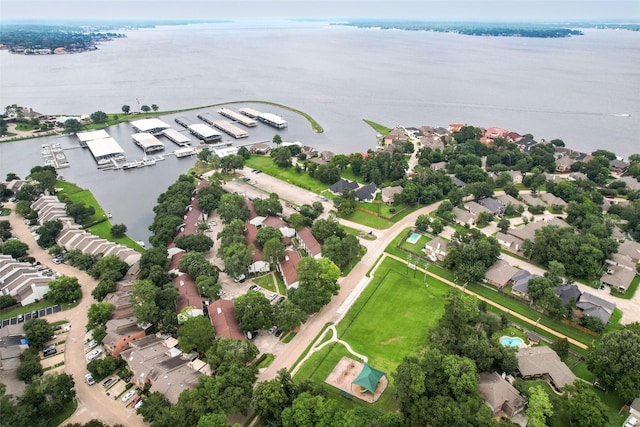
[121,390,136,402]
[268,293,278,302]
[134,400,143,409]
[87,349,102,361]
[85,373,95,385]
[86,340,98,350]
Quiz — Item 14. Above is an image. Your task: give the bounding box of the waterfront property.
[257,112,288,129]
[76,129,110,147]
[187,124,222,143]
[130,118,171,135]
[217,108,257,127]
[132,132,165,153]
[161,128,191,146]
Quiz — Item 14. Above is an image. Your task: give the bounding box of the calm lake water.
[1,21,639,243]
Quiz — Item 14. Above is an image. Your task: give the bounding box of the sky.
[1,0,639,22]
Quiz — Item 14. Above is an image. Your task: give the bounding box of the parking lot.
[0,304,62,328]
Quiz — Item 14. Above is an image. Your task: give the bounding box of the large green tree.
[174,234,214,252]
[526,385,553,427]
[233,290,275,332]
[45,276,82,303]
[217,193,249,224]
[178,315,215,355]
[23,319,54,350]
[562,381,609,427]
[1,239,29,258]
[86,302,115,330]
[288,257,340,314]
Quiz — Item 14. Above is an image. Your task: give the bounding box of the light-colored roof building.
[130,118,171,134]
[85,137,126,163]
[485,260,518,288]
[478,372,526,418]
[516,346,576,390]
[132,132,165,152]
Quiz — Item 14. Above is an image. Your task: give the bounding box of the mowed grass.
[244,156,329,193]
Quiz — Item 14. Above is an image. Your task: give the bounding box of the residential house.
[381,186,403,204]
[102,316,147,357]
[506,170,524,184]
[423,237,449,261]
[601,264,636,293]
[383,128,408,146]
[617,240,640,263]
[555,156,575,173]
[0,255,53,306]
[148,356,201,404]
[464,201,492,218]
[449,123,464,133]
[576,292,616,324]
[616,176,640,191]
[485,261,518,289]
[478,197,505,216]
[516,346,576,391]
[478,372,527,419]
[506,217,571,251]
[452,206,476,226]
[104,291,134,319]
[495,232,524,253]
[300,145,318,158]
[483,127,509,141]
[514,137,538,152]
[606,253,636,271]
[420,136,445,151]
[430,161,447,171]
[510,270,539,299]
[506,132,522,142]
[249,142,271,154]
[208,299,245,340]
[553,283,582,306]
[308,157,327,166]
[320,150,335,162]
[278,249,301,288]
[433,127,449,137]
[527,332,541,345]
[609,159,629,174]
[329,178,359,195]
[451,176,466,188]
[568,172,588,181]
[519,193,546,208]
[540,193,567,208]
[496,194,525,210]
[170,250,207,321]
[297,227,322,258]
[355,182,377,202]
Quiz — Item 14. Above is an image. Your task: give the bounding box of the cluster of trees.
[311,218,361,270]
[234,290,305,333]
[178,251,221,299]
[1,373,76,427]
[148,174,196,247]
[17,318,55,383]
[35,220,63,248]
[1,238,29,259]
[609,198,640,241]
[45,275,81,304]
[253,192,283,217]
[523,224,617,280]
[444,228,501,284]
[216,218,252,279]
[289,257,340,314]
[60,252,129,301]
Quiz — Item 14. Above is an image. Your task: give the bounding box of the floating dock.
[162,128,191,146]
[132,132,165,153]
[258,112,288,129]
[217,108,257,127]
[175,116,194,128]
[212,120,249,139]
[187,124,222,143]
[41,143,70,169]
[239,108,262,119]
[174,147,197,158]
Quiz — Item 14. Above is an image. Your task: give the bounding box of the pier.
[187,124,222,143]
[41,143,70,169]
[217,108,257,127]
[132,132,165,153]
[258,112,288,129]
[162,128,192,146]
[175,116,194,128]
[239,107,262,119]
[212,120,249,139]
[197,112,217,125]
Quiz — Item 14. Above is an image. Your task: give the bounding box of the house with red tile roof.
[208,299,245,340]
[297,227,322,258]
[278,249,301,288]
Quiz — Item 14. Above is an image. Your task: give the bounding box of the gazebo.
[351,363,386,394]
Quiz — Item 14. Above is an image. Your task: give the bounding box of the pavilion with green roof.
[351,363,386,394]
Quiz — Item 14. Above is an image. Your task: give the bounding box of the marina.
[174,147,197,158]
[239,107,262,119]
[130,118,171,135]
[162,128,192,146]
[132,132,165,153]
[217,108,257,127]
[258,112,288,129]
[77,130,127,166]
[41,143,70,169]
[187,124,222,143]
[212,120,249,139]
[174,116,194,128]
[196,112,218,125]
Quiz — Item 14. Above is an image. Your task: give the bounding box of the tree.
[253,193,282,217]
[217,193,249,224]
[234,290,275,332]
[289,257,340,314]
[178,315,215,355]
[263,238,285,263]
[1,239,29,258]
[272,134,282,147]
[334,188,357,216]
[563,381,609,427]
[222,243,252,279]
[179,251,219,279]
[311,218,344,242]
[110,223,127,237]
[430,218,444,235]
[91,279,117,301]
[45,276,82,303]
[271,146,292,168]
[151,104,159,112]
[63,118,82,133]
[86,302,114,330]
[28,167,57,194]
[252,369,300,426]
[23,319,54,350]
[121,105,130,114]
[140,105,151,113]
[219,154,245,174]
[587,323,640,400]
[256,226,282,246]
[66,202,95,225]
[274,300,306,332]
[138,246,169,279]
[497,217,510,233]
[90,110,108,124]
[136,391,171,424]
[415,215,431,232]
[526,385,553,427]
[17,350,43,383]
[86,356,117,381]
[87,254,129,281]
[206,337,259,371]
[174,234,214,252]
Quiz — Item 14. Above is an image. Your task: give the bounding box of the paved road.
[7,210,146,427]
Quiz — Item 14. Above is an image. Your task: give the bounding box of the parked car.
[31,310,38,319]
[249,284,259,291]
[268,326,277,334]
[275,329,284,338]
[43,346,57,357]
[268,293,278,302]
[277,296,286,304]
[234,274,246,283]
[134,400,143,409]
[87,349,102,361]
[121,390,136,402]
[87,340,98,350]
[17,314,24,323]
[102,378,115,389]
[85,373,95,385]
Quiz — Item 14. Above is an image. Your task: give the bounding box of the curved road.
[7,210,146,427]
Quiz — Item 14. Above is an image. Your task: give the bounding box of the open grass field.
[296,256,451,413]
[341,209,393,229]
[244,156,329,194]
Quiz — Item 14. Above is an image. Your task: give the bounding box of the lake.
[1,21,639,243]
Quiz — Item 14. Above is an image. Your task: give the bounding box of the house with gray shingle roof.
[478,197,505,216]
[485,261,518,288]
[381,186,403,204]
[478,372,527,419]
[452,206,476,226]
[577,292,616,324]
[355,182,378,202]
[554,283,582,306]
[516,346,576,391]
[601,265,636,293]
[329,178,358,195]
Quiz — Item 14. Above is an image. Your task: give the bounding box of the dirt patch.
[324,356,388,403]
[381,336,403,345]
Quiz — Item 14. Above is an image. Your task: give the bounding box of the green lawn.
[363,119,392,135]
[87,221,145,253]
[244,157,329,193]
[384,228,413,259]
[296,257,452,414]
[0,299,58,320]
[611,274,640,300]
[399,234,431,256]
[341,209,393,229]
[253,274,277,293]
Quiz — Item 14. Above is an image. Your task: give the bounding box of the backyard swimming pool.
[406,233,421,244]
[500,336,524,347]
